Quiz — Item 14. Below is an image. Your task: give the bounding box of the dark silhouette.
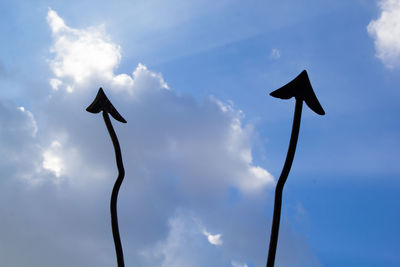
[86,88,127,267]
[266,70,325,267]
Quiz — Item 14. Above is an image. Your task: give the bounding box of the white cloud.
[128,62,169,95]
[47,9,173,96]
[240,165,275,193]
[49,78,62,91]
[270,48,281,59]
[231,261,249,267]
[42,141,64,177]
[47,8,67,33]
[147,211,227,267]
[202,229,223,246]
[367,0,400,68]
[18,106,38,136]
[47,9,125,91]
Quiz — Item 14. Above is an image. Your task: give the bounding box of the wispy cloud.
[270,48,281,59]
[231,260,249,267]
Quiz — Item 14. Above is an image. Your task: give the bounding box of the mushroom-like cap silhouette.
[86,88,127,123]
[270,70,325,115]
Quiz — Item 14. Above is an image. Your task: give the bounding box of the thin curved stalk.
[103,111,125,267]
[266,99,302,267]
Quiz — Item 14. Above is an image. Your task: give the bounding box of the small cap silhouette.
[86,88,127,123]
[270,70,325,115]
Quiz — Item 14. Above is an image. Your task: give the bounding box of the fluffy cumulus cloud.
[0,8,322,267]
[47,8,132,92]
[367,0,400,68]
[45,8,273,195]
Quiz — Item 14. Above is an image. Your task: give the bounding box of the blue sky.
[0,0,399,266]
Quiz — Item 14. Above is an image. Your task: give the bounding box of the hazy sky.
[0,0,400,266]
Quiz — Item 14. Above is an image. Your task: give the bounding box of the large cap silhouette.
[270,70,325,115]
[86,88,127,123]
